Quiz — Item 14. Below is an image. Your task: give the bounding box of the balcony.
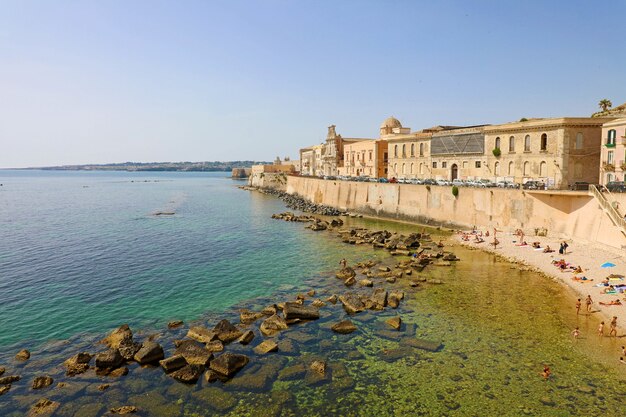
[602,162,615,172]
[605,141,616,148]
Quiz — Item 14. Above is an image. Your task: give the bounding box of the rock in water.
[326,295,338,304]
[311,299,326,307]
[205,340,224,352]
[28,398,60,416]
[187,326,218,343]
[238,330,255,345]
[371,288,388,309]
[133,341,164,364]
[174,340,213,366]
[167,320,183,329]
[95,349,123,370]
[239,310,265,324]
[110,405,138,414]
[63,352,92,376]
[260,314,289,337]
[0,367,4,376]
[210,353,249,377]
[32,375,54,390]
[331,320,357,334]
[0,385,10,396]
[169,364,204,384]
[339,293,365,314]
[282,302,320,321]
[15,349,30,361]
[359,279,373,287]
[310,360,326,375]
[0,375,20,385]
[344,276,356,286]
[159,355,187,373]
[386,317,402,330]
[253,340,279,355]
[101,324,133,349]
[212,319,243,343]
[336,267,356,280]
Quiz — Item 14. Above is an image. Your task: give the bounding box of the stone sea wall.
[279,176,626,249]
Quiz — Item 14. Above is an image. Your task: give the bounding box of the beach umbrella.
[601,262,616,268]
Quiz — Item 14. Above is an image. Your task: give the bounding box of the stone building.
[299,144,324,176]
[340,139,388,178]
[429,126,487,181]
[483,118,610,188]
[600,117,626,185]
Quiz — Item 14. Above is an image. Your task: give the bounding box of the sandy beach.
[456,229,626,333]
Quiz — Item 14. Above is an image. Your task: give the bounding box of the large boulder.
[187,326,218,343]
[133,341,164,364]
[95,349,123,370]
[174,340,213,366]
[260,314,289,337]
[331,320,357,334]
[212,319,243,344]
[63,352,92,376]
[283,302,320,321]
[209,353,249,377]
[339,293,365,314]
[159,355,187,373]
[370,288,388,309]
[101,324,133,349]
[336,267,356,280]
[238,330,255,345]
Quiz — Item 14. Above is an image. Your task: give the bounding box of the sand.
[455,229,626,332]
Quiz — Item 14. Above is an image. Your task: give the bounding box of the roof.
[380,116,402,129]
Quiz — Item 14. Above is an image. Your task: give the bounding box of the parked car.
[479,179,497,188]
[422,178,437,185]
[568,182,590,191]
[607,181,626,193]
[378,177,389,183]
[451,179,465,187]
[522,180,545,190]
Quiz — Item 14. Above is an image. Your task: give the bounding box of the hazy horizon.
[2,1,625,168]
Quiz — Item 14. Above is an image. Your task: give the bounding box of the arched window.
[608,129,617,145]
[402,144,406,157]
[410,144,415,157]
[410,163,414,174]
[524,135,531,152]
[509,136,515,152]
[419,163,424,174]
[508,161,514,175]
[494,161,500,176]
[419,143,424,156]
[539,161,546,176]
[523,161,529,176]
[495,137,501,149]
[575,133,583,150]
[540,133,547,151]
[402,163,405,174]
[394,145,398,157]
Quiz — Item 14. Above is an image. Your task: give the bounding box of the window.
[432,162,437,169]
[394,145,398,157]
[539,161,546,176]
[442,162,447,168]
[608,129,617,145]
[402,163,405,174]
[419,143,424,156]
[608,150,614,164]
[524,135,531,152]
[495,137,501,149]
[540,133,547,151]
[475,161,481,168]
[402,144,406,157]
[494,161,500,175]
[369,151,372,161]
[575,133,583,150]
[394,163,398,173]
[462,161,468,169]
[357,153,360,161]
[523,161,529,176]
[509,136,515,152]
[420,163,424,174]
[508,161,514,175]
[410,163,414,174]
[410,144,415,157]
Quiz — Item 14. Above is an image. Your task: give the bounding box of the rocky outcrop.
[212,319,243,343]
[262,190,345,216]
[209,353,249,377]
[95,349,123,371]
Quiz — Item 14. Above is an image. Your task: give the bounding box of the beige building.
[340,139,388,178]
[429,125,488,181]
[600,117,626,185]
[483,118,610,188]
[299,144,323,176]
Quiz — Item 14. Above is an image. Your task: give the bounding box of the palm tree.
[599,99,613,112]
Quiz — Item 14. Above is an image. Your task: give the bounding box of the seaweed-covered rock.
[191,387,237,412]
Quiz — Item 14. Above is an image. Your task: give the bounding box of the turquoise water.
[2,171,626,416]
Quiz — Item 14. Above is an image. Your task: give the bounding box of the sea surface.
[1,170,626,416]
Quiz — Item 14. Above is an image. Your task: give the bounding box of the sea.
[0,170,625,416]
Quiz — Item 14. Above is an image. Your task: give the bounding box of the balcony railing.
[605,142,616,148]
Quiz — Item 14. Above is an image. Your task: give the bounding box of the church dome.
[380,116,402,129]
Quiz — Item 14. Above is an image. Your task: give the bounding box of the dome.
[380,116,402,129]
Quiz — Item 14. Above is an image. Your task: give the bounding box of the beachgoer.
[585,295,593,312]
[573,266,583,274]
[485,230,490,237]
[543,245,554,253]
[339,258,347,268]
[610,316,618,337]
[600,299,622,306]
[622,345,626,356]
[598,321,605,336]
[575,299,581,315]
[620,357,626,365]
[572,327,580,339]
[541,365,551,380]
[559,243,564,255]
[563,241,569,254]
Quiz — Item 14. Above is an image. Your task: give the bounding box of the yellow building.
[340,139,388,178]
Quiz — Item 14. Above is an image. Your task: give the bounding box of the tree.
[599,99,613,112]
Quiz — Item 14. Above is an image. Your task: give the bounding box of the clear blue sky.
[1,0,625,168]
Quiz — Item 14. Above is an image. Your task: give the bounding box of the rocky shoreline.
[239,186,347,216]
[0,208,459,416]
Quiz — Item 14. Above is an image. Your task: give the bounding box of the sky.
[1,1,625,168]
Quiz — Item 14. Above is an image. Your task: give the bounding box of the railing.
[589,184,626,234]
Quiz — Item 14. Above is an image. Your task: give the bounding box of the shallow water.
[1,171,625,416]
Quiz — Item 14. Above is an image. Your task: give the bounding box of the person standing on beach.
[598,321,605,336]
[576,299,581,315]
[585,295,593,313]
[610,316,618,337]
[562,241,569,254]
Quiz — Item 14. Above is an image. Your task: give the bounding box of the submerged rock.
[278,363,307,381]
[331,320,357,334]
[210,353,249,377]
[15,349,30,361]
[28,398,60,416]
[110,405,138,414]
[63,352,92,376]
[402,337,443,352]
[167,320,183,329]
[253,340,278,355]
[339,293,365,314]
[32,375,54,390]
[169,364,204,384]
[386,317,402,330]
[159,355,187,373]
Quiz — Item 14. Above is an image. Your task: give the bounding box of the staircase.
[589,184,626,236]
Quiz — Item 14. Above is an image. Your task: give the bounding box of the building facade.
[340,139,388,178]
[600,117,626,185]
[299,144,324,176]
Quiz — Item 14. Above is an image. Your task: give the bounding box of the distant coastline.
[4,160,271,172]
